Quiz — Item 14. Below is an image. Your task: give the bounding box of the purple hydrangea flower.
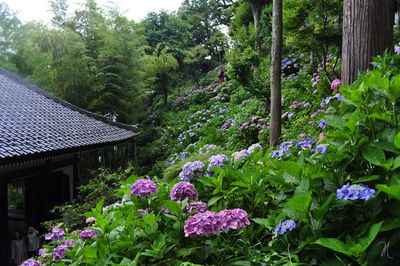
[39,248,48,258]
[248,143,263,154]
[63,239,76,249]
[170,182,199,201]
[20,259,42,266]
[233,149,250,163]
[184,201,208,213]
[207,154,228,175]
[336,183,375,201]
[184,211,223,237]
[219,208,250,231]
[274,219,296,236]
[80,229,99,240]
[130,179,158,197]
[53,245,67,261]
[318,120,327,129]
[44,227,65,242]
[395,46,400,54]
[179,161,205,181]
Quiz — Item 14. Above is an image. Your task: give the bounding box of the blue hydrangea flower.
[275,219,296,236]
[233,149,250,163]
[207,154,228,175]
[313,144,328,154]
[336,183,375,201]
[295,138,315,150]
[179,161,205,181]
[270,148,291,160]
[318,120,327,129]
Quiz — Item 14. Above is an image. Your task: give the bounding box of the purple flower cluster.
[63,239,76,249]
[80,229,99,240]
[233,149,250,163]
[274,219,296,236]
[20,259,42,266]
[179,161,205,181]
[239,116,267,134]
[170,182,199,201]
[336,183,375,201]
[207,154,228,175]
[39,248,48,258]
[219,209,250,231]
[131,179,158,197]
[220,119,233,131]
[184,211,223,237]
[44,227,65,242]
[396,46,400,54]
[53,244,67,261]
[184,201,207,213]
[184,208,250,237]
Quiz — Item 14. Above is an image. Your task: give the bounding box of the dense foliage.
[22,54,400,265]
[5,0,400,265]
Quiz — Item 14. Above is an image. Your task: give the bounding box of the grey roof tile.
[0,68,136,161]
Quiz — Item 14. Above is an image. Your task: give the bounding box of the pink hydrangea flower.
[289,101,298,109]
[184,211,223,237]
[219,208,250,231]
[331,79,342,92]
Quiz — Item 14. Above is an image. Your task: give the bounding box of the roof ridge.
[0,67,137,132]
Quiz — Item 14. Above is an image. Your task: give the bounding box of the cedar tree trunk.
[341,0,394,84]
[269,0,282,147]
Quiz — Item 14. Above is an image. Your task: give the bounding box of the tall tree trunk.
[250,1,261,28]
[269,0,282,147]
[341,0,394,84]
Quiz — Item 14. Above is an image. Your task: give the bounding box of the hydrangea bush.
[25,55,400,265]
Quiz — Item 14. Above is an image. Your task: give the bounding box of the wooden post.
[0,182,9,265]
[73,155,80,198]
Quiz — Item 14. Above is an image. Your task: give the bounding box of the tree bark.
[269,0,282,147]
[341,0,394,84]
[250,1,261,28]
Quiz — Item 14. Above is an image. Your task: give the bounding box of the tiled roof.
[0,68,136,163]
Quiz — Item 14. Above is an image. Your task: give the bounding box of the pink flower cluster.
[239,116,267,133]
[130,179,158,197]
[184,208,250,237]
[331,79,341,92]
[170,181,199,201]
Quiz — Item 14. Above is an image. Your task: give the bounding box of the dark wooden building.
[0,68,136,265]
